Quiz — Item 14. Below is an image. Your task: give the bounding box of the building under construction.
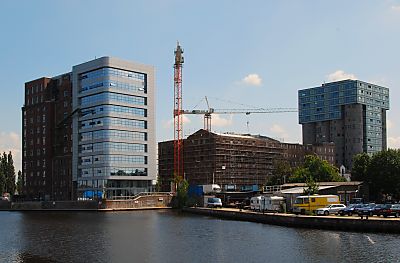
[158,129,336,191]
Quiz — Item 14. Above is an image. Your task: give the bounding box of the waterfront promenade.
[183,207,400,234]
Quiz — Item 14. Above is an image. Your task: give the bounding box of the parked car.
[372,204,386,216]
[357,204,377,216]
[353,204,370,215]
[379,204,400,218]
[206,197,223,208]
[339,204,365,216]
[316,204,346,215]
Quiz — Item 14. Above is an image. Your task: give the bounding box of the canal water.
[0,210,399,263]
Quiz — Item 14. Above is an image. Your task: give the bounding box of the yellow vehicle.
[293,195,340,214]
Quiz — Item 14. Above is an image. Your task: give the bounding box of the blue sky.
[1,0,400,171]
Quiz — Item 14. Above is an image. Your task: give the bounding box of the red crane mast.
[173,42,184,182]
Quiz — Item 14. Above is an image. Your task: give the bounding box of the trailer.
[260,196,286,212]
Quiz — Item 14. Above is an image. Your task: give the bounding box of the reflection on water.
[16,253,56,263]
[0,210,399,263]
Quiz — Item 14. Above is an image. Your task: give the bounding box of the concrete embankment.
[0,193,173,212]
[183,207,400,234]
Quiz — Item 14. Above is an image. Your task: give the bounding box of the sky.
[0,0,400,172]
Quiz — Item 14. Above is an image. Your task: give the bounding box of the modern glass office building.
[72,57,156,199]
[299,79,389,169]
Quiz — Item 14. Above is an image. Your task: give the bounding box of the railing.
[110,192,174,200]
[263,185,282,194]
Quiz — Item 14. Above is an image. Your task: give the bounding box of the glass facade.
[298,81,357,123]
[75,64,152,199]
[298,79,390,158]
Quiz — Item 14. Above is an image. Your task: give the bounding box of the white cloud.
[241,73,262,86]
[388,137,400,149]
[162,115,192,129]
[387,119,393,129]
[327,70,357,82]
[211,114,233,127]
[0,132,21,172]
[391,5,400,11]
[269,124,289,140]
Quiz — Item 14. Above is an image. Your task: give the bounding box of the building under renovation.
[158,129,336,191]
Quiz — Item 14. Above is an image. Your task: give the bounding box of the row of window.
[299,84,355,97]
[80,67,145,81]
[358,89,389,100]
[77,178,149,189]
[24,148,47,157]
[300,96,357,109]
[80,117,146,130]
[81,105,146,118]
[80,142,146,153]
[80,155,147,165]
[80,130,147,142]
[27,115,46,124]
[80,92,146,107]
[80,80,146,94]
[299,83,389,97]
[300,112,341,123]
[26,83,44,95]
[79,167,147,178]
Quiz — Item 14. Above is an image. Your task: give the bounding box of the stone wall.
[184,207,400,234]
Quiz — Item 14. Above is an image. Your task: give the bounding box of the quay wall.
[104,194,173,210]
[183,207,400,234]
[0,194,174,211]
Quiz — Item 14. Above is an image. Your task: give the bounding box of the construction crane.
[181,97,298,131]
[173,42,184,181]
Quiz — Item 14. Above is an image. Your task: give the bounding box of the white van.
[250,196,262,211]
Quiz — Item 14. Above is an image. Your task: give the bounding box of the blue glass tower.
[299,79,389,169]
[72,57,156,199]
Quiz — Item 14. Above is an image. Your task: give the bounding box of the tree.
[367,149,400,201]
[303,175,319,195]
[0,153,6,194]
[174,175,189,208]
[5,152,16,194]
[0,157,6,196]
[16,170,23,195]
[267,160,292,185]
[288,155,345,183]
[0,152,17,195]
[351,153,371,182]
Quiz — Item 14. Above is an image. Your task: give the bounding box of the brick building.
[22,74,73,200]
[158,129,337,191]
[282,142,335,168]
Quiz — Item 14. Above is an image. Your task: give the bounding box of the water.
[0,210,399,263]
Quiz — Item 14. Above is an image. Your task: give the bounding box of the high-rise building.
[22,57,156,200]
[22,74,73,201]
[298,79,389,169]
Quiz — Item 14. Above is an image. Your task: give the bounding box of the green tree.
[5,152,16,194]
[351,153,371,181]
[288,155,345,183]
[267,160,292,185]
[0,153,6,194]
[303,175,319,195]
[367,149,400,201]
[16,170,23,195]
[174,175,189,208]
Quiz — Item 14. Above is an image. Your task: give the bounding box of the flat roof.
[282,181,363,188]
[280,185,337,194]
